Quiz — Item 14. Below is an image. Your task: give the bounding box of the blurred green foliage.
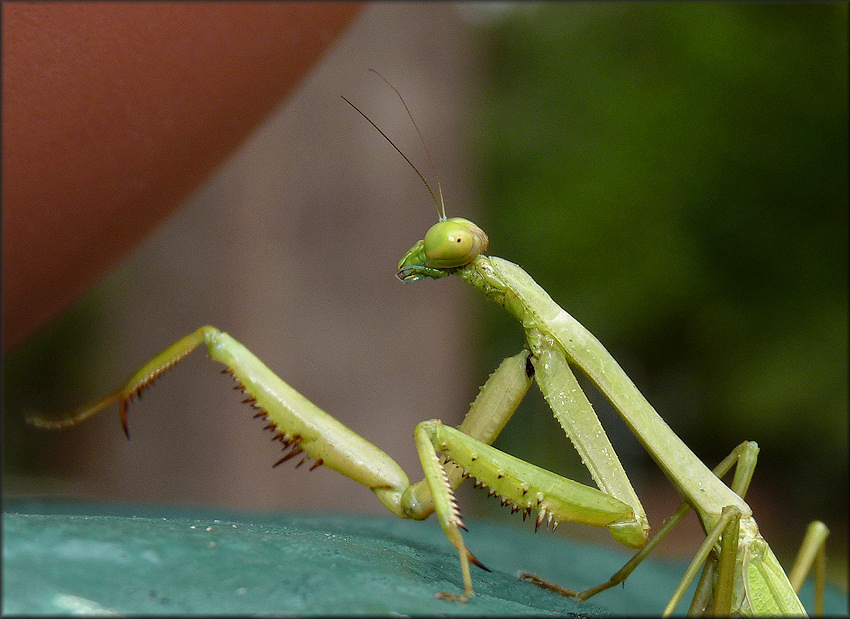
[470,1,847,551]
[3,279,119,475]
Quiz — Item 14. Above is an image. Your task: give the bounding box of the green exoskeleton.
[28,75,829,615]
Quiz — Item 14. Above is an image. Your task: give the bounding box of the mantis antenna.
[341,70,447,221]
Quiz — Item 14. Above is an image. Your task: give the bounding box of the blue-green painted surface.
[3,500,845,615]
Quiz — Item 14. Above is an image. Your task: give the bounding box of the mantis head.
[342,71,488,282]
[397,217,489,282]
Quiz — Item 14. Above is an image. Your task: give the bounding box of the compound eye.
[423,218,488,269]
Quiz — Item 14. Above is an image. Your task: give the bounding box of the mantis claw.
[120,400,130,440]
[467,549,490,572]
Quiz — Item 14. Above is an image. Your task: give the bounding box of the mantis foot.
[436,590,472,603]
[518,571,580,598]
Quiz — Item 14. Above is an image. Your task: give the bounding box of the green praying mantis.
[27,75,831,615]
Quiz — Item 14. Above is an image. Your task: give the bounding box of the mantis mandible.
[27,73,829,615]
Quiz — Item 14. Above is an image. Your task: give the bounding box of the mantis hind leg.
[520,441,763,604]
[788,521,830,615]
[524,440,825,615]
[679,443,826,616]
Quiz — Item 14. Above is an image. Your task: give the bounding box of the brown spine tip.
[295,455,311,468]
[272,445,304,467]
[467,549,491,573]
[535,509,548,533]
[120,400,130,440]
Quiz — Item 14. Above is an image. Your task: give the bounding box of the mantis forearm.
[401,350,533,518]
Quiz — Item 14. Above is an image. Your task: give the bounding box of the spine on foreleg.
[204,330,412,516]
[419,420,637,537]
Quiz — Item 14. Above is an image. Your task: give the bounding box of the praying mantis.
[27,75,830,615]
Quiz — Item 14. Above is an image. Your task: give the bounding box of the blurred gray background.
[5,3,847,589]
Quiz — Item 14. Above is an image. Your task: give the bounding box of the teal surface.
[3,500,845,615]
